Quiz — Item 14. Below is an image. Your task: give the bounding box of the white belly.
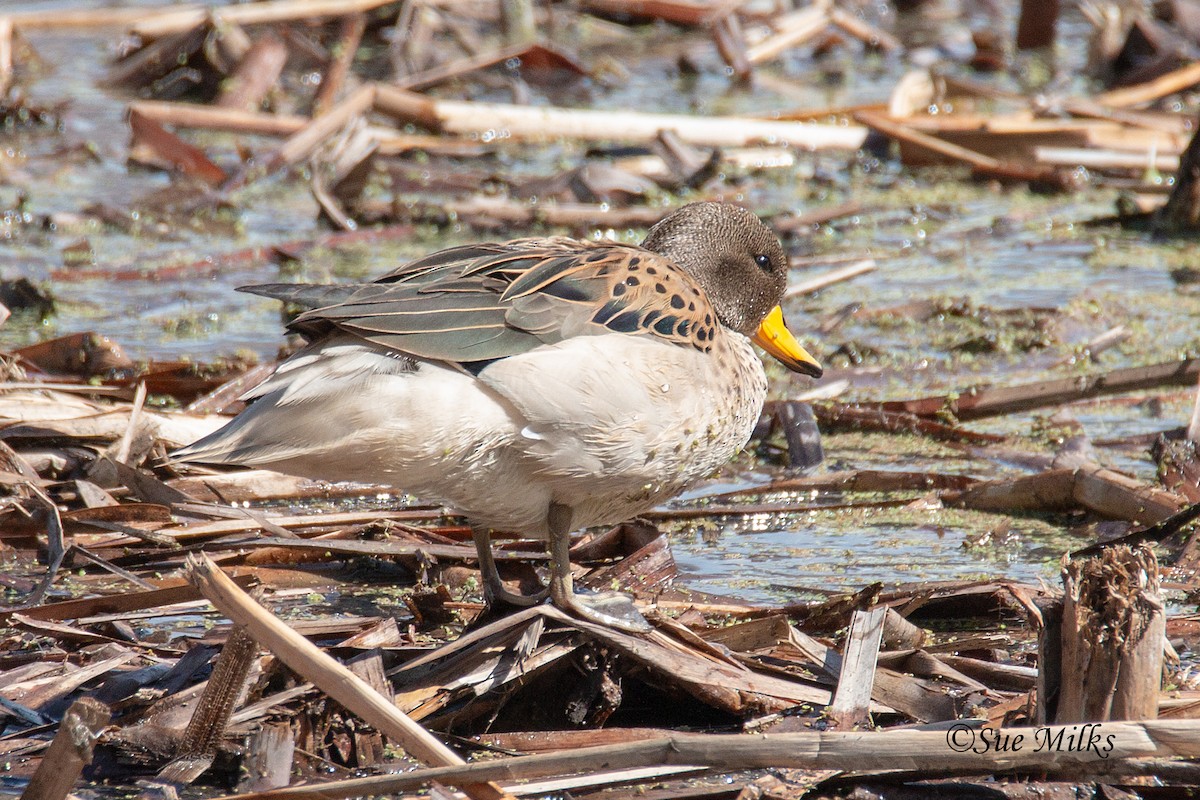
[182,332,767,535]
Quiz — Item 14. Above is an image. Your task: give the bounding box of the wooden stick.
[105,22,210,88]
[1070,461,1185,525]
[855,110,1071,188]
[828,6,901,52]
[746,3,829,64]
[211,719,1200,800]
[374,83,867,150]
[225,83,376,190]
[215,31,289,112]
[130,100,309,136]
[1034,146,1180,173]
[811,402,1007,444]
[1096,61,1200,109]
[882,358,1200,421]
[827,606,886,728]
[773,200,864,232]
[704,468,976,501]
[207,18,252,73]
[184,553,515,800]
[395,43,585,92]
[129,0,398,41]
[142,86,864,154]
[361,195,683,231]
[264,81,376,171]
[947,462,1185,525]
[577,0,737,27]
[19,698,110,800]
[312,13,366,116]
[129,109,229,186]
[711,12,752,81]
[6,6,189,29]
[1058,547,1165,722]
[785,259,876,297]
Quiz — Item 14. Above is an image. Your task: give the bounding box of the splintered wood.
[19,698,110,800]
[1054,547,1166,723]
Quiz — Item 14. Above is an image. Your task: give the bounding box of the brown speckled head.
[641,202,788,337]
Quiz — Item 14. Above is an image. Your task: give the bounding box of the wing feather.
[267,236,718,371]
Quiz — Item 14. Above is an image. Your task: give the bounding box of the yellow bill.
[752,305,823,378]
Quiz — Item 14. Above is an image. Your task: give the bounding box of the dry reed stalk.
[185,553,517,800]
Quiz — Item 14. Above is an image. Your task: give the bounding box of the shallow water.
[3,1,1196,602]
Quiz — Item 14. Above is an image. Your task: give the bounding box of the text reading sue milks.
[945,723,1117,758]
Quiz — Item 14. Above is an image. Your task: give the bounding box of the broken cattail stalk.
[1049,546,1165,723]
[215,31,289,112]
[104,22,210,87]
[312,13,366,116]
[1052,325,1132,367]
[706,468,976,501]
[1096,60,1200,109]
[711,13,751,81]
[1034,146,1180,173]
[5,574,259,624]
[129,0,398,41]
[773,200,865,233]
[205,18,252,73]
[210,719,1200,800]
[184,553,516,800]
[947,462,1185,526]
[157,623,260,783]
[130,100,309,136]
[883,357,1200,421]
[576,0,725,26]
[225,83,376,191]
[372,196,677,232]
[827,605,886,728]
[395,43,586,92]
[129,110,229,186]
[238,723,294,792]
[828,6,901,52]
[855,110,1072,188]
[7,6,172,29]
[785,259,876,297]
[881,607,926,650]
[19,697,110,800]
[746,3,830,64]
[373,84,867,149]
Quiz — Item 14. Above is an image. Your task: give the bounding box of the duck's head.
[642,202,823,378]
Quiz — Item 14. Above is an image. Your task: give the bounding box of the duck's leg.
[472,527,548,607]
[547,502,651,632]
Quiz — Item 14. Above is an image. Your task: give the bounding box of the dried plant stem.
[184,553,516,800]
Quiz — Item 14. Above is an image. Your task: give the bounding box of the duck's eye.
[754,254,772,270]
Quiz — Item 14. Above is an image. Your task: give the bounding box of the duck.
[173,202,822,631]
